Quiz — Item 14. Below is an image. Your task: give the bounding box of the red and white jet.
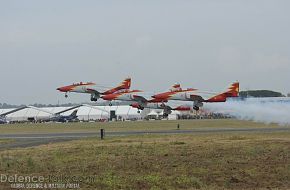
[130,102,192,116]
[102,89,191,116]
[151,82,239,111]
[57,78,131,101]
[101,89,145,102]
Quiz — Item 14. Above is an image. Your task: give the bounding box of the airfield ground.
[0,119,286,134]
[0,119,289,189]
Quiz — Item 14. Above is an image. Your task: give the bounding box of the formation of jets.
[57,78,239,116]
[0,78,239,124]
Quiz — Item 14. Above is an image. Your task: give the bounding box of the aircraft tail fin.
[170,83,182,92]
[70,110,78,117]
[206,82,239,102]
[118,77,131,89]
[103,77,131,95]
[224,82,239,97]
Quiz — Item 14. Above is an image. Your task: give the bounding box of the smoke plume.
[204,98,290,125]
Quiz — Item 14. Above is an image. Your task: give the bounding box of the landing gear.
[193,106,200,111]
[91,98,96,101]
[109,102,112,106]
[163,107,172,118]
[65,93,68,98]
[163,113,169,117]
[91,97,98,101]
[193,101,202,111]
[137,110,141,114]
[90,93,100,101]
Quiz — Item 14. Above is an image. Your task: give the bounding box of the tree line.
[239,90,285,98]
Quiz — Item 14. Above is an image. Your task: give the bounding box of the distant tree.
[239,90,284,98]
[287,93,290,97]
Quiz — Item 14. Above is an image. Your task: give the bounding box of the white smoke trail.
[204,97,290,125]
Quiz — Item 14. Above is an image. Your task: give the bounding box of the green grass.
[0,119,283,134]
[0,131,290,189]
[0,139,14,144]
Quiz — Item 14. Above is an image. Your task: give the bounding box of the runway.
[1,127,290,149]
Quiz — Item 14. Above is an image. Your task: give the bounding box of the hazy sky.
[1,0,289,104]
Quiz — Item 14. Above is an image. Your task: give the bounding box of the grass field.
[0,119,285,134]
[0,139,13,144]
[0,120,289,189]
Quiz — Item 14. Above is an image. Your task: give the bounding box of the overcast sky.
[1,0,289,105]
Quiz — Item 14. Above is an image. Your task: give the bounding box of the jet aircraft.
[130,102,191,116]
[28,105,82,122]
[102,89,190,116]
[152,82,239,111]
[57,78,131,101]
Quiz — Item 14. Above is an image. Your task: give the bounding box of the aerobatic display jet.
[101,89,145,103]
[151,82,239,111]
[101,89,190,116]
[101,81,239,114]
[57,78,131,101]
[57,78,239,115]
[130,102,191,116]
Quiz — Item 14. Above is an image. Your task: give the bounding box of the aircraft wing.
[189,94,205,102]
[133,95,148,104]
[0,106,28,117]
[90,101,133,106]
[86,88,101,94]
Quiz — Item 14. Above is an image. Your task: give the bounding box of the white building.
[0,105,143,122]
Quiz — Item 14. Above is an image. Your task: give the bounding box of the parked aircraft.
[0,117,6,124]
[0,106,28,124]
[57,78,131,101]
[50,110,78,123]
[151,82,239,111]
[28,105,82,122]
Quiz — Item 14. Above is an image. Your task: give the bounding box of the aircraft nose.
[57,87,63,92]
[57,86,70,92]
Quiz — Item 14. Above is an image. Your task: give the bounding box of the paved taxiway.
[1,127,290,149]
